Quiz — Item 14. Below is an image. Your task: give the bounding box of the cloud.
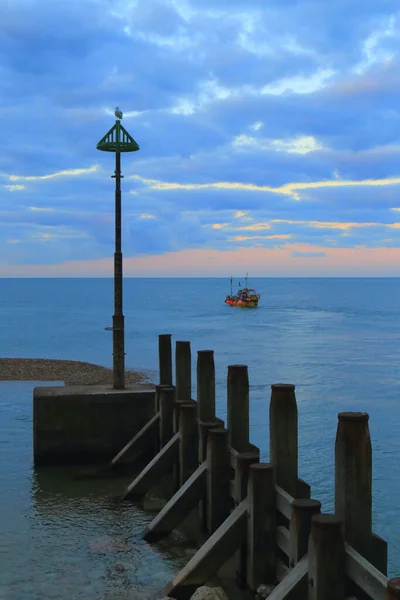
[232,234,292,241]
[8,165,99,182]
[132,172,400,202]
[1,0,400,275]
[233,134,325,154]
[292,251,326,257]
[3,185,26,191]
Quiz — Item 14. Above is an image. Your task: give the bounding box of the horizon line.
[1,276,400,280]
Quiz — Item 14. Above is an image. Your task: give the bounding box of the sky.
[1,0,400,277]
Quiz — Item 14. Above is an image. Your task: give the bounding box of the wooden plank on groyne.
[109,412,160,468]
[122,432,180,500]
[163,501,248,599]
[143,462,207,542]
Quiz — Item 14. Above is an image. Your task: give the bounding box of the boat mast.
[245,272,248,289]
[230,276,233,296]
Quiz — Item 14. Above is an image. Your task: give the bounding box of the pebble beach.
[0,358,149,386]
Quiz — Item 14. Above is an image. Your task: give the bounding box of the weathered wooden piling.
[173,340,194,438]
[308,514,346,600]
[269,384,310,500]
[233,451,260,507]
[289,499,321,568]
[175,341,192,401]
[206,428,231,533]
[227,365,250,453]
[159,333,173,386]
[159,385,175,448]
[197,350,215,422]
[197,350,219,461]
[232,449,261,588]
[154,383,160,412]
[179,403,198,485]
[335,411,387,574]
[246,463,276,590]
[196,350,221,531]
[269,384,298,498]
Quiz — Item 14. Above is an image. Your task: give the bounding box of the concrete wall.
[33,383,155,466]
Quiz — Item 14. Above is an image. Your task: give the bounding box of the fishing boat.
[225,274,260,307]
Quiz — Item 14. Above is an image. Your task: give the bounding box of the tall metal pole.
[97,110,139,390]
[112,150,125,389]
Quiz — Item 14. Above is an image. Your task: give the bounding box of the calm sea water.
[1,277,400,597]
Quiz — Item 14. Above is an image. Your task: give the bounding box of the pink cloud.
[1,244,400,276]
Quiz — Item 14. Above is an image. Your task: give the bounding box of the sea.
[1,277,400,599]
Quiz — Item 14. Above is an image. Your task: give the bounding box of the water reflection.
[0,382,196,600]
[26,466,193,600]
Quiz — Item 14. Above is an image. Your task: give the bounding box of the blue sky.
[1,0,400,276]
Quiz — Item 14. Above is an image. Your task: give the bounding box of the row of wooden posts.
[112,334,400,600]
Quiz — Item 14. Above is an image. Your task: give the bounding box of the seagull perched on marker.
[115,106,123,119]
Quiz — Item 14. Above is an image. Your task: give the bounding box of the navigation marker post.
[97,109,140,389]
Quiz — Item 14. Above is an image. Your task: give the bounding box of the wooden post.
[227,365,250,452]
[308,514,345,600]
[179,403,198,486]
[159,334,172,386]
[246,463,276,591]
[233,450,260,588]
[153,384,162,454]
[154,384,160,413]
[159,385,175,448]
[197,350,218,489]
[197,350,216,422]
[207,428,231,534]
[269,383,298,498]
[198,420,220,463]
[233,451,261,507]
[335,411,386,573]
[387,578,400,599]
[335,412,372,546]
[197,420,220,532]
[290,499,321,567]
[176,341,191,401]
[173,399,186,434]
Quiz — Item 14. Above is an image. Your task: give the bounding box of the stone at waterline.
[190,586,229,600]
[256,583,276,599]
[276,560,290,582]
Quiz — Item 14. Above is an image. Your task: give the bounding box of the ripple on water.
[1,277,400,587]
[0,382,196,600]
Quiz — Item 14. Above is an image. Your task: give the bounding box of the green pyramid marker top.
[97,120,140,153]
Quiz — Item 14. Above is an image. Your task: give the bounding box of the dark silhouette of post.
[112,151,124,388]
[97,111,140,390]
